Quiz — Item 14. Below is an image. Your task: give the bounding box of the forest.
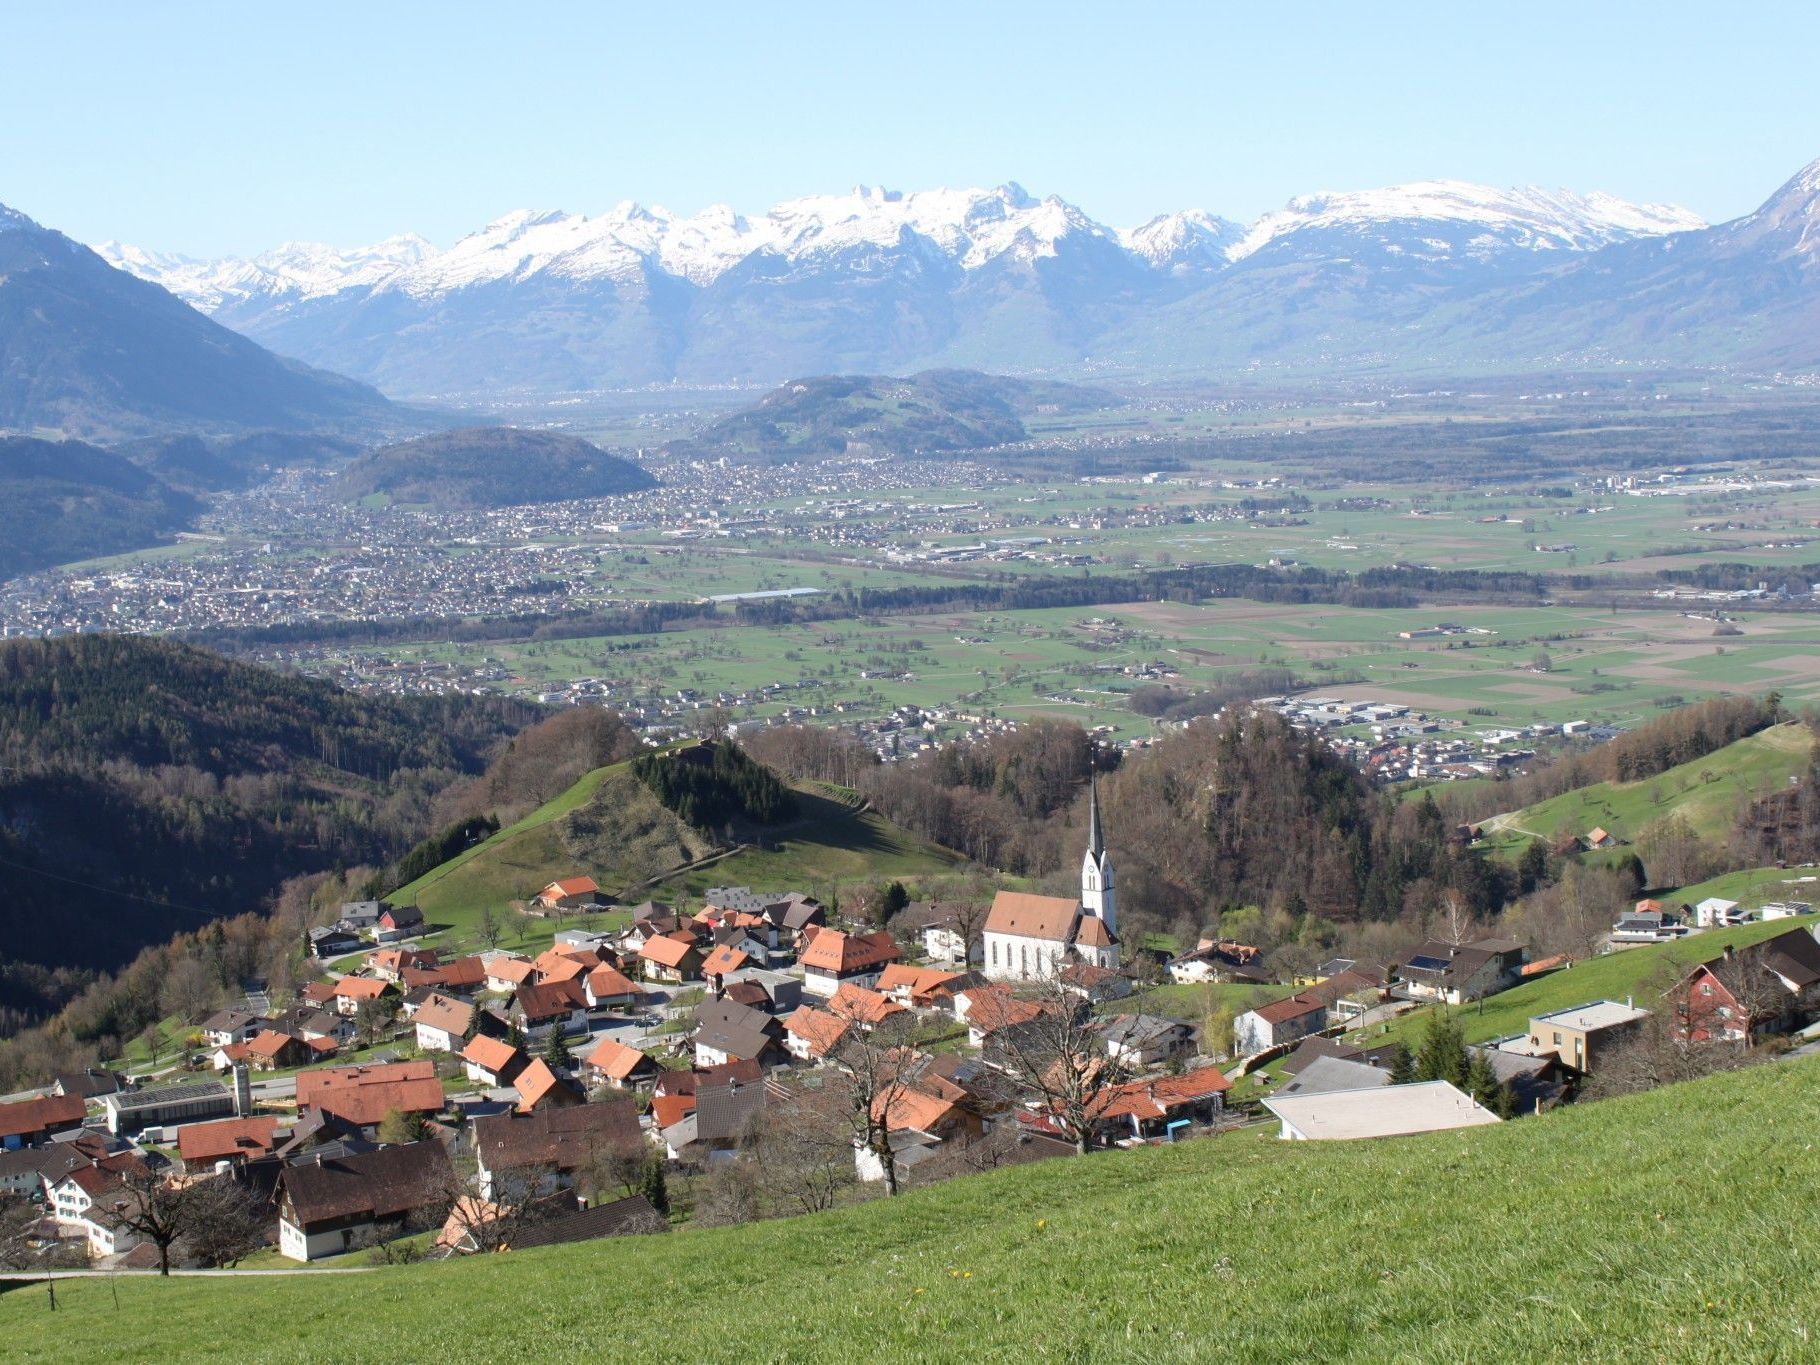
[633,740,798,830]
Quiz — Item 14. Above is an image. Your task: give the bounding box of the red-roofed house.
[534,877,604,912]
[178,1116,284,1173]
[514,1058,583,1113]
[584,964,642,1010]
[330,976,396,1018]
[462,1035,529,1088]
[1090,1065,1231,1141]
[584,1038,660,1090]
[1233,993,1329,1057]
[800,930,901,998]
[638,935,704,984]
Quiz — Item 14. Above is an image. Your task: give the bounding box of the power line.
[0,848,224,920]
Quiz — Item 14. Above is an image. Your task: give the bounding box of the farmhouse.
[534,876,604,912]
[799,929,902,998]
[276,1141,455,1262]
[1233,994,1328,1057]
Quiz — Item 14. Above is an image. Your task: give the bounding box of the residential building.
[0,1092,87,1150]
[177,1116,284,1174]
[413,994,476,1054]
[462,1035,529,1089]
[1524,1000,1650,1073]
[1262,1080,1503,1141]
[1393,937,1528,1005]
[1233,994,1328,1058]
[534,877,604,912]
[1097,1014,1196,1069]
[473,1101,642,1200]
[276,1141,455,1262]
[799,929,902,998]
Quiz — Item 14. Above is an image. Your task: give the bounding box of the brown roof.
[0,1092,86,1141]
[1074,914,1116,948]
[639,936,702,969]
[297,1060,444,1127]
[983,891,1080,943]
[278,1141,454,1230]
[799,929,901,975]
[473,1101,642,1173]
[514,979,588,1023]
[1249,993,1329,1025]
[245,1029,306,1062]
[584,1038,655,1081]
[541,877,600,899]
[873,1086,958,1134]
[430,956,490,991]
[1092,1065,1231,1122]
[177,1116,282,1164]
[413,994,476,1037]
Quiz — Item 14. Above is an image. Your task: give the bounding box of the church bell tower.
[1080,774,1116,935]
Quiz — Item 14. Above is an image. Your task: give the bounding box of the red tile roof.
[177,1116,282,1164]
[799,929,901,975]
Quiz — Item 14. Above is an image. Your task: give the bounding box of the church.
[981,776,1120,981]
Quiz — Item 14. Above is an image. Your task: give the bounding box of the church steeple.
[1086,773,1105,860]
[1080,772,1116,939]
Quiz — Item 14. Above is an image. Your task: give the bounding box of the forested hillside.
[0,435,202,578]
[0,636,535,989]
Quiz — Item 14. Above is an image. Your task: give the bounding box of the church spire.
[1087,771,1105,860]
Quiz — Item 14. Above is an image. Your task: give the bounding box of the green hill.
[393,759,962,953]
[8,1057,1819,1361]
[0,434,201,578]
[1479,722,1814,856]
[333,426,657,509]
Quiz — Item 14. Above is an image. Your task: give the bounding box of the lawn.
[7,1058,1819,1361]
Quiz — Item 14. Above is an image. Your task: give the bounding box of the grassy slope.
[8,1059,1819,1362]
[391,764,961,956]
[1359,911,1820,1050]
[1480,722,1813,854]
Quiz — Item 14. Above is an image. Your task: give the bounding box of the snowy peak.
[1227,179,1705,263]
[95,231,437,312]
[1120,210,1244,272]
[1728,156,1820,258]
[0,201,43,234]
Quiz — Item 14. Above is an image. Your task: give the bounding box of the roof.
[962,986,1047,1036]
[984,891,1080,943]
[1097,1013,1191,1048]
[104,1079,230,1117]
[701,944,751,977]
[413,994,476,1037]
[1246,993,1329,1026]
[1530,1000,1650,1032]
[876,963,967,999]
[505,1193,662,1250]
[245,1029,306,1061]
[515,1059,581,1112]
[541,876,600,898]
[639,936,702,969]
[873,1086,958,1134]
[278,1141,453,1229]
[475,1101,642,1173]
[783,1006,851,1057]
[1758,927,1820,990]
[1276,1056,1392,1097]
[1262,1080,1502,1140]
[461,1035,526,1075]
[202,1009,260,1033]
[693,1080,767,1145]
[514,979,587,1022]
[0,1092,87,1140]
[585,1038,655,1081]
[1074,915,1117,948]
[333,977,392,1002]
[1279,1036,1365,1076]
[799,929,901,975]
[379,903,425,926]
[694,999,781,1061]
[487,957,536,985]
[828,982,907,1027]
[296,1061,445,1127]
[431,956,490,991]
[177,1116,282,1164]
[1092,1065,1232,1122]
[586,964,641,998]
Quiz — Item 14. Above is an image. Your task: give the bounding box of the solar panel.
[1406,955,1452,973]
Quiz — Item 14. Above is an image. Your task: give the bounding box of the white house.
[1694,897,1747,928]
[1233,993,1328,1058]
[983,779,1119,981]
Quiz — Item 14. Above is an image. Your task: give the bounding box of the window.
[1552,1032,1562,1045]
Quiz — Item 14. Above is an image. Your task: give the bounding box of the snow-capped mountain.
[87,165,1820,395]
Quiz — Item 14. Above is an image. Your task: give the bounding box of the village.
[5,787,1817,1271]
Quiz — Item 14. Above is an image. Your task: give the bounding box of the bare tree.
[1580,1009,1761,1101]
[744,1084,855,1216]
[826,1012,924,1196]
[478,904,505,952]
[436,1159,566,1254]
[180,1178,269,1268]
[980,973,1126,1156]
[112,1170,191,1275]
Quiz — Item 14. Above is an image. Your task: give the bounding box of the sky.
[3,1,1818,257]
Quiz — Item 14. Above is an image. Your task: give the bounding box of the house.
[485,955,537,994]
[413,994,477,1054]
[534,877,604,913]
[438,1191,662,1254]
[514,1058,583,1113]
[659,1078,768,1165]
[177,1116,284,1173]
[1584,826,1619,849]
[826,982,908,1032]
[716,966,804,1015]
[1232,993,1329,1058]
[276,1141,456,1262]
[897,900,984,966]
[1090,1064,1231,1141]
[330,976,396,1018]
[1472,1045,1567,1114]
[638,935,705,985]
[308,924,364,959]
[1097,1013,1197,1069]
[959,985,1050,1049]
[427,955,491,996]
[296,1061,445,1130]
[201,1010,264,1048]
[1760,901,1814,921]
[368,946,439,983]
[51,1069,126,1101]
[373,903,426,943]
[783,1006,852,1062]
[511,980,590,1040]
[799,929,903,998]
[102,1080,234,1136]
[1262,1079,1502,1141]
[0,1092,88,1150]
[983,780,1120,980]
[876,963,968,1010]
[472,1101,643,1200]
[1674,927,1820,1043]
[584,1038,660,1090]
[1167,940,1272,986]
[462,1035,529,1088]
[1278,1036,1370,1076]
[1393,937,1528,1005]
[701,943,752,986]
[1059,962,1132,1005]
[1611,910,1683,944]
[243,1029,313,1071]
[338,901,388,935]
[583,963,643,1010]
[1694,897,1748,929]
[1524,1000,1650,1073]
[692,998,785,1068]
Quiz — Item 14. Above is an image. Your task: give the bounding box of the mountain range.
[0,204,406,440]
[87,163,1820,397]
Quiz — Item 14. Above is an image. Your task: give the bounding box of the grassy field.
[1479,722,1815,853]
[1356,910,1820,1051]
[7,1057,1819,1361]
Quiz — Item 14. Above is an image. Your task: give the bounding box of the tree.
[140,1022,164,1068]
[477,904,504,952]
[1202,1000,1237,1060]
[1463,1049,1502,1109]
[1387,1042,1416,1085]
[742,1087,855,1216]
[180,1177,269,1268]
[980,973,1125,1156]
[638,1158,670,1220]
[542,1027,576,1070]
[878,881,910,923]
[1516,839,1550,896]
[354,995,398,1048]
[1412,1011,1468,1089]
[1581,1009,1760,1101]
[827,1011,924,1195]
[378,1106,428,1145]
[113,1169,192,1275]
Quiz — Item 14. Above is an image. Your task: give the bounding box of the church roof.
[1074,915,1117,948]
[985,892,1081,943]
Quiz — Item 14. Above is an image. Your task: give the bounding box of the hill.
[1479,723,1815,857]
[389,757,961,953]
[0,636,532,979]
[8,1057,1819,1359]
[0,202,403,442]
[0,435,202,578]
[665,369,1120,464]
[332,426,657,508]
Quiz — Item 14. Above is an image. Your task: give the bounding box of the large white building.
[982,778,1120,981]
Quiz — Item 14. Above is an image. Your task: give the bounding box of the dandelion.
[1035,1218,1048,1230]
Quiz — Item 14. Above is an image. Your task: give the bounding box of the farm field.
[10,1057,1819,1362]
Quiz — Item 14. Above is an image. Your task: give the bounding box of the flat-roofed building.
[1523,1000,1650,1074]
[1262,1080,1501,1142]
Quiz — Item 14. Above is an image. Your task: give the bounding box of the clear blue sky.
[4,1,1817,256]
